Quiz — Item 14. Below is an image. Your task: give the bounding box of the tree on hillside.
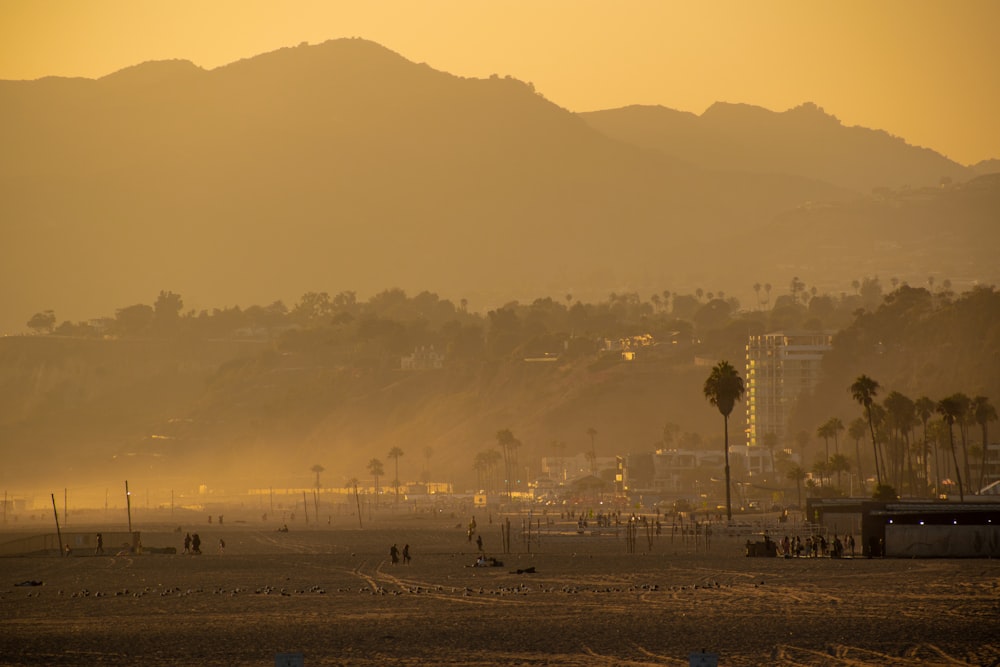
[972,396,996,491]
[851,375,883,488]
[387,447,404,504]
[153,291,183,332]
[367,458,384,507]
[937,395,966,501]
[703,360,745,522]
[114,303,154,337]
[27,310,56,334]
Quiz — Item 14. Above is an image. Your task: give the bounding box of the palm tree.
[817,421,834,461]
[848,417,868,494]
[829,418,844,456]
[950,393,973,490]
[915,397,936,496]
[496,429,517,499]
[586,427,598,474]
[851,375,883,488]
[937,395,966,501]
[422,446,434,484]
[787,465,806,507]
[387,447,404,504]
[310,463,325,518]
[884,391,916,493]
[829,453,851,490]
[972,396,997,491]
[703,360,745,522]
[367,458,384,507]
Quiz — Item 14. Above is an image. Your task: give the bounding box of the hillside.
[0,334,720,500]
[580,102,975,193]
[3,38,852,335]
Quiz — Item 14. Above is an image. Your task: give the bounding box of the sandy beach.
[2,510,998,666]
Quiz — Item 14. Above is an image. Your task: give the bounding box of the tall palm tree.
[817,421,834,462]
[829,417,845,456]
[915,397,936,497]
[422,446,434,484]
[496,429,517,499]
[586,427,598,474]
[937,395,966,501]
[310,463,325,518]
[703,360,745,522]
[848,417,868,495]
[884,391,916,493]
[950,393,973,490]
[972,396,997,491]
[851,375,883,488]
[787,465,806,508]
[387,447,404,504]
[367,458,384,507]
[829,453,851,490]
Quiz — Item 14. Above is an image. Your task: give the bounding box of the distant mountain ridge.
[0,38,995,335]
[580,102,976,193]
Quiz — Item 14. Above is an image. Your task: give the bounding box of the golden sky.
[2,0,998,165]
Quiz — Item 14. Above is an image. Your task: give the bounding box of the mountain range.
[1,38,997,335]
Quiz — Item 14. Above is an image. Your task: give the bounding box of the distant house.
[601,333,655,361]
[400,346,444,370]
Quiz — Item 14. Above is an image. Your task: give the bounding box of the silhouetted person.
[390,544,399,564]
[191,533,201,554]
[403,544,411,564]
[183,533,192,554]
[476,534,483,552]
[95,533,104,555]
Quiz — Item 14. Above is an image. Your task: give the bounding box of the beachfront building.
[745,330,834,450]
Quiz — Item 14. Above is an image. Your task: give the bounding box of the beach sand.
[2,511,998,666]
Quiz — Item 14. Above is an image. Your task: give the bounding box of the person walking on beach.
[390,543,399,564]
[183,533,192,554]
[95,533,104,555]
[402,544,411,565]
[191,533,202,555]
[476,534,483,552]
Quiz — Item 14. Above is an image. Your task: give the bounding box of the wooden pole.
[125,480,133,533]
[302,491,309,525]
[354,484,363,529]
[52,493,64,556]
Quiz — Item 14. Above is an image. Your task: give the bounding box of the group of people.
[778,533,855,558]
[183,532,202,554]
[389,543,411,565]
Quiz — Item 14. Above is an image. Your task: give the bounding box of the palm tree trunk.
[724,415,732,522]
[948,426,965,501]
[854,437,865,496]
[867,407,882,487]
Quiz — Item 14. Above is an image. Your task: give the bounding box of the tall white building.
[745,331,834,450]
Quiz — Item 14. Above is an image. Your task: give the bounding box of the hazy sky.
[2,0,998,165]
